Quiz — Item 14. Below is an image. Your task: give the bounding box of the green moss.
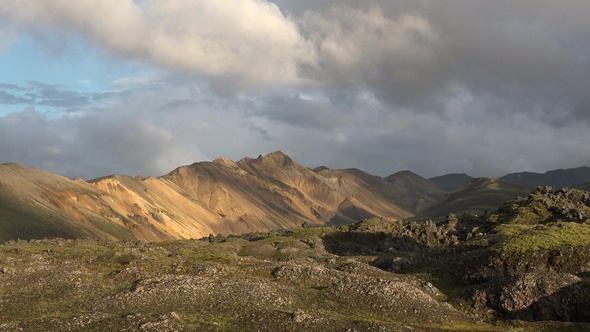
[493,224,534,236]
[496,222,590,254]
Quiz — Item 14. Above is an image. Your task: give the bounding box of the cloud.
[3,1,588,115]
[0,78,214,178]
[300,6,448,106]
[27,81,91,108]
[1,1,590,180]
[0,0,314,87]
[0,90,33,105]
[0,81,94,111]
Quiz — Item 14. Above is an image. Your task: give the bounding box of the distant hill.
[428,173,474,192]
[412,177,531,221]
[499,166,590,189]
[384,170,446,213]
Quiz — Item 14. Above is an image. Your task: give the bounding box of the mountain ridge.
[499,166,590,189]
[1,155,589,243]
[0,152,412,242]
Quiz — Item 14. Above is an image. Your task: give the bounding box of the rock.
[478,271,590,321]
[292,309,307,323]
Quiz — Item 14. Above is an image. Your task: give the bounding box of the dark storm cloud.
[296,1,589,124]
[250,93,353,130]
[422,1,590,126]
[247,124,272,141]
[298,5,450,108]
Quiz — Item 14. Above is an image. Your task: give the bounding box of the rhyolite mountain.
[1,151,589,242]
[0,152,416,242]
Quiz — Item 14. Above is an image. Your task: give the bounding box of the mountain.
[428,173,474,192]
[3,152,587,243]
[384,170,446,213]
[412,177,531,221]
[0,163,136,242]
[0,152,414,242]
[499,166,590,189]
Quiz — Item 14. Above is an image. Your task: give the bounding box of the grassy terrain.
[3,228,580,331]
[495,222,590,254]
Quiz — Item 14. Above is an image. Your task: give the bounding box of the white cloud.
[299,5,446,105]
[0,0,315,87]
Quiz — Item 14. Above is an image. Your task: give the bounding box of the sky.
[0,1,589,180]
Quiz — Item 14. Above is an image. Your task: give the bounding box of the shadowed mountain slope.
[412,177,531,221]
[428,173,474,192]
[384,170,446,213]
[0,163,136,242]
[500,166,590,189]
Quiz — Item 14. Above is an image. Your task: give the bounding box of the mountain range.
[1,151,589,242]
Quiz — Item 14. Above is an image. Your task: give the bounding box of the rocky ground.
[2,187,590,331]
[0,233,469,331]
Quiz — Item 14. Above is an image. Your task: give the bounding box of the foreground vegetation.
[2,187,590,331]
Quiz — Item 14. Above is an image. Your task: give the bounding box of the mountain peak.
[212,157,238,168]
[385,170,423,181]
[249,151,294,168]
[312,166,330,173]
[0,162,33,172]
[264,150,290,159]
[429,173,475,192]
[465,177,496,187]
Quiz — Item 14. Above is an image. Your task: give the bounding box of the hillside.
[0,152,414,242]
[500,166,590,189]
[412,177,531,221]
[0,163,136,242]
[384,170,446,213]
[428,173,474,192]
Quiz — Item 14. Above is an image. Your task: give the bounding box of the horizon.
[2,151,589,182]
[1,1,589,179]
